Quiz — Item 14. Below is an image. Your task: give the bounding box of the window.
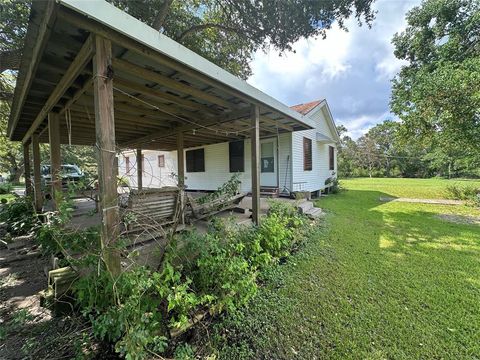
[229,140,244,172]
[329,146,335,170]
[303,137,312,171]
[125,156,130,173]
[186,148,205,172]
[158,155,165,168]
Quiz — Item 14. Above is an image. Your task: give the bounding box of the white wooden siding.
[291,107,337,192]
[118,150,178,188]
[278,132,292,193]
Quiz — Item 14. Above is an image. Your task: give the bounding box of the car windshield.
[41,165,82,175]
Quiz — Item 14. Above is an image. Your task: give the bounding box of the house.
[121,99,339,197]
[118,150,178,188]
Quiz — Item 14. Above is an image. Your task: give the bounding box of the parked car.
[41,164,85,193]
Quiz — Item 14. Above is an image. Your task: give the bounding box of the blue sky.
[248,0,421,139]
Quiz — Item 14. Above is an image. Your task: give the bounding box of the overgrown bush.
[0,183,13,195]
[445,183,480,206]
[66,200,309,359]
[196,173,241,205]
[0,195,39,236]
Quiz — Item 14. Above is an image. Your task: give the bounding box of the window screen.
[158,155,165,168]
[303,137,312,171]
[229,140,244,172]
[329,146,335,170]
[186,148,205,172]
[261,142,274,173]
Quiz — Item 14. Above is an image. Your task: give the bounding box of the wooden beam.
[32,134,43,212]
[251,104,260,225]
[136,149,143,190]
[23,142,32,197]
[22,35,94,144]
[48,113,62,209]
[58,77,93,116]
[114,77,219,115]
[260,116,293,132]
[121,108,251,148]
[93,35,121,276]
[8,1,57,138]
[113,58,235,109]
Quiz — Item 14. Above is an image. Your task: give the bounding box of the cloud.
[248,0,420,139]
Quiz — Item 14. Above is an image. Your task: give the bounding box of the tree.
[1,0,375,97]
[391,0,480,154]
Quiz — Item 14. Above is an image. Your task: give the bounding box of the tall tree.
[391,0,480,154]
[1,0,375,93]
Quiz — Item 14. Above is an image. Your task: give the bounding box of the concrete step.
[304,207,324,219]
[297,200,314,214]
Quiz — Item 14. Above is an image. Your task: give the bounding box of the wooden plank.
[251,104,260,225]
[260,116,293,132]
[121,107,251,147]
[136,149,143,190]
[113,58,234,109]
[48,113,62,209]
[32,134,43,212]
[93,35,121,276]
[58,77,93,116]
[22,35,94,144]
[8,1,57,139]
[23,142,32,197]
[114,77,219,115]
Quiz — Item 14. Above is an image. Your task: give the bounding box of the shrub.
[0,183,13,195]
[0,195,39,236]
[445,183,480,206]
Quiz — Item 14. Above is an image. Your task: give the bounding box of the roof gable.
[290,99,323,115]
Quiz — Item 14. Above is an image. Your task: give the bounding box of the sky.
[248,0,421,139]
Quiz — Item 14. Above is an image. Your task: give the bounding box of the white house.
[118,150,178,188]
[122,99,339,197]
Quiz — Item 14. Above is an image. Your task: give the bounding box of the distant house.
[118,150,178,188]
[123,99,339,197]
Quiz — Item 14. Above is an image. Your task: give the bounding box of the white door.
[260,139,277,187]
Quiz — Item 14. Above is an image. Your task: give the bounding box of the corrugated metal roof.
[290,100,323,115]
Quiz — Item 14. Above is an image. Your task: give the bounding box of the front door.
[260,139,277,187]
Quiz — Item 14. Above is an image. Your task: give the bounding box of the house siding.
[278,132,292,194]
[118,150,178,188]
[291,107,337,192]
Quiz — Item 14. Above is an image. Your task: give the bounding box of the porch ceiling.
[8,0,313,151]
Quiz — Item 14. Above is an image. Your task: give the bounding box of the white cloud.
[247,0,421,139]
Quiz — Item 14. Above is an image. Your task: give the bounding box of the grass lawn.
[0,194,15,203]
[210,178,480,359]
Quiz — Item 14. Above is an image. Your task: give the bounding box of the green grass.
[209,178,480,359]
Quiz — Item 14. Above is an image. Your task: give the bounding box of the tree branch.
[177,23,241,41]
[152,0,173,31]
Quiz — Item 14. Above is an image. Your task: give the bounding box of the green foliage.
[0,195,38,235]
[74,261,205,360]
[196,173,241,205]
[391,0,480,156]
[0,182,13,194]
[445,183,480,206]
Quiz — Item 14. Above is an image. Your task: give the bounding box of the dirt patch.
[436,214,480,225]
[0,238,104,359]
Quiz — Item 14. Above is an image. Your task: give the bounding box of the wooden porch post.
[251,104,260,225]
[32,134,43,212]
[94,35,121,276]
[23,141,32,197]
[176,132,184,187]
[136,149,142,190]
[48,112,62,209]
[177,131,185,224]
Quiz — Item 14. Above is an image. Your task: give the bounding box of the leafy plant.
[196,174,241,205]
[0,182,13,194]
[0,195,39,236]
[445,183,480,206]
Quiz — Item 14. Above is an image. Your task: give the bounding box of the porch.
[9,0,313,274]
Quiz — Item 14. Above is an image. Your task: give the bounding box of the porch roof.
[8,0,313,151]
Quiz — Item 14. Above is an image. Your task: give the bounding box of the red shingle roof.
[290,99,323,115]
